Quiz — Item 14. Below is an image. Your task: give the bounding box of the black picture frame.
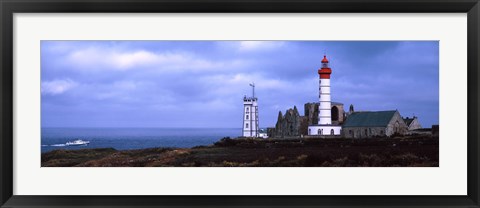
[1,0,479,207]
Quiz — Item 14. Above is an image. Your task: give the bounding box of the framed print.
[1,0,479,207]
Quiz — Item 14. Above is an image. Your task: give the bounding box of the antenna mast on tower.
[249,82,255,98]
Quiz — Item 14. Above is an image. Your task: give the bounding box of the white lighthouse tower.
[242,83,259,137]
[308,55,342,136]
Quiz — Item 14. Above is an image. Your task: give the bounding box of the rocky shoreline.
[41,135,439,167]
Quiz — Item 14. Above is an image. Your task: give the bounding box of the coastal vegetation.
[41,135,438,167]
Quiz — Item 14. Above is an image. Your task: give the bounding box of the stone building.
[342,110,408,138]
[403,116,422,130]
[263,55,423,139]
[304,102,345,126]
[268,102,346,138]
[269,106,309,138]
[269,106,416,139]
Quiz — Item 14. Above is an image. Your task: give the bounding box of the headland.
[42,134,438,167]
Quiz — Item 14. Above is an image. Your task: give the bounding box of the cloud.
[93,81,141,101]
[81,80,160,104]
[238,41,285,52]
[41,79,78,95]
[65,47,248,72]
[199,73,301,98]
[41,41,439,128]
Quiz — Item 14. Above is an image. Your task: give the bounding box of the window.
[246,107,249,112]
[331,129,334,135]
[318,129,323,135]
[246,123,249,128]
[246,115,249,120]
[308,129,311,134]
[349,130,353,135]
[331,106,339,121]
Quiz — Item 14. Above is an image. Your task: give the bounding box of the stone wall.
[304,102,319,125]
[275,106,300,137]
[270,106,309,138]
[407,117,422,130]
[343,127,387,138]
[266,127,276,138]
[331,103,345,125]
[304,102,345,125]
[270,102,345,138]
[385,111,409,136]
[299,116,309,136]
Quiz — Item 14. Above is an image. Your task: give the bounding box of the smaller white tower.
[242,83,259,137]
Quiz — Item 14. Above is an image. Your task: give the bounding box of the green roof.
[403,118,414,126]
[343,111,397,127]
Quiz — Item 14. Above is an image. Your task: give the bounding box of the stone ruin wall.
[269,103,344,138]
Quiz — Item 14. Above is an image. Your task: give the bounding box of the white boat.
[65,139,90,146]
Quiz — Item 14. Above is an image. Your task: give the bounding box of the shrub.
[391,153,420,166]
[213,137,237,147]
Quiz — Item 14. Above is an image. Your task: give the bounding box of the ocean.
[41,128,242,153]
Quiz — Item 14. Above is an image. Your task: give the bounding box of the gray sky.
[41,41,439,128]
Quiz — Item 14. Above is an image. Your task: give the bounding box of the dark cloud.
[41,41,439,128]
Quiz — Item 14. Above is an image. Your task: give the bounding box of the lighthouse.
[242,83,259,137]
[318,55,333,125]
[308,55,342,136]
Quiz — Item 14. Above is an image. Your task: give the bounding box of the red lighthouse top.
[318,55,332,79]
[321,55,329,63]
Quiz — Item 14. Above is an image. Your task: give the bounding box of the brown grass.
[42,136,439,167]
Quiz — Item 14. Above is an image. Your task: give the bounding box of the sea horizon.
[41,127,247,153]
